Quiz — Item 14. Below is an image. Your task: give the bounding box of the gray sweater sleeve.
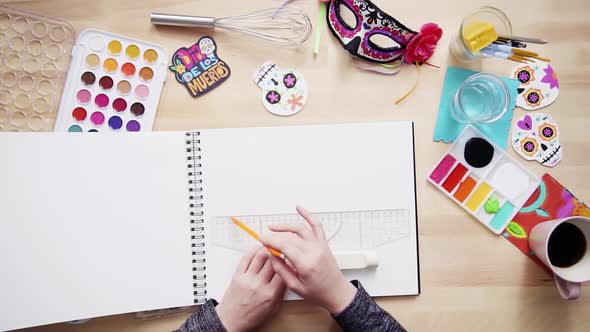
[177,280,406,332]
[333,280,407,332]
[176,299,226,332]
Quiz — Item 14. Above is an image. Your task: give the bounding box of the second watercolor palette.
[428,126,540,234]
[54,29,167,132]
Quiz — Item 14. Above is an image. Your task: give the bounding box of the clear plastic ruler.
[211,209,411,252]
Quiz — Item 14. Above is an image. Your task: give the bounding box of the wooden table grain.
[4,0,589,331]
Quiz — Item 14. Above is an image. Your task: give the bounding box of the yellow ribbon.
[394,61,420,105]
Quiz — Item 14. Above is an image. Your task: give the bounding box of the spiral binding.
[186,132,207,304]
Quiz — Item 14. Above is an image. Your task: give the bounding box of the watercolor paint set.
[0,6,75,132]
[428,126,541,234]
[0,5,167,133]
[53,29,167,132]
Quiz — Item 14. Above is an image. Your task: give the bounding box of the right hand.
[258,206,357,315]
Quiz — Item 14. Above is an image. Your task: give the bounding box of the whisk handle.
[151,13,216,28]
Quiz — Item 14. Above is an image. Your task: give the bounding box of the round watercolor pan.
[139,67,153,82]
[103,58,118,73]
[76,89,91,104]
[125,44,140,59]
[130,102,145,116]
[126,120,140,132]
[72,107,87,121]
[113,98,127,112]
[99,76,114,90]
[90,111,105,126]
[143,49,158,64]
[68,124,83,132]
[81,72,96,86]
[95,94,109,108]
[108,115,123,130]
[89,35,105,52]
[107,40,122,55]
[121,62,135,77]
[117,80,131,95]
[85,54,100,69]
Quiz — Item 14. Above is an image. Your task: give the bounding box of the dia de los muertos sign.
[169,36,231,97]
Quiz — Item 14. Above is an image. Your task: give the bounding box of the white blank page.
[0,132,194,330]
[200,122,419,300]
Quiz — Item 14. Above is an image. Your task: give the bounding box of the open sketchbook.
[0,122,419,330]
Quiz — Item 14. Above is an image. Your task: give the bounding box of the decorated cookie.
[512,113,562,167]
[253,62,309,116]
[512,62,559,111]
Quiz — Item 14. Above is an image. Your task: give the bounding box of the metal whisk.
[151,7,312,46]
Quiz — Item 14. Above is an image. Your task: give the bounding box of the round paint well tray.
[0,5,75,132]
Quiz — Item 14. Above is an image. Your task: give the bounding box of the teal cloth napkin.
[433,66,520,150]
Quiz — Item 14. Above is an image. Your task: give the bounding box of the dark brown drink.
[548,222,587,268]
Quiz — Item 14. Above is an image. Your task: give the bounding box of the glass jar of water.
[450,73,509,124]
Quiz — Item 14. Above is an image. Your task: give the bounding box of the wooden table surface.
[5,0,589,330]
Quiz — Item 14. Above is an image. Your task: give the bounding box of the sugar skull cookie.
[512,62,559,111]
[512,113,562,167]
[253,63,309,116]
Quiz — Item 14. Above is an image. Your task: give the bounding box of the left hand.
[215,246,286,332]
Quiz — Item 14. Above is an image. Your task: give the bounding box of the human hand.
[215,246,286,332]
[258,206,357,315]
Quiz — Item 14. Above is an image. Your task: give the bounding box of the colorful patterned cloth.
[504,174,590,273]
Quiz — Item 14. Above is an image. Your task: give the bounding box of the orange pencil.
[231,217,286,259]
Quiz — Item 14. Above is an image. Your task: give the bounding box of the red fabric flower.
[404,23,442,64]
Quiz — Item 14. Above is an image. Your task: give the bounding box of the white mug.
[529,216,590,300]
